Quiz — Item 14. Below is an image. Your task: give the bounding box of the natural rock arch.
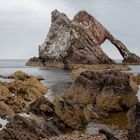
[73,10,140,64]
[100,40,123,61]
[26,10,140,67]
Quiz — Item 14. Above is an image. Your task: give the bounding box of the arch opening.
[101,40,123,63]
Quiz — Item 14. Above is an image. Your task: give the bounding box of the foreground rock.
[0,114,65,140]
[0,115,42,140]
[54,69,138,129]
[0,71,47,116]
[127,103,140,140]
[27,10,140,67]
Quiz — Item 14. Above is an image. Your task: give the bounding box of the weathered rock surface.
[127,103,140,140]
[76,70,138,112]
[27,10,140,67]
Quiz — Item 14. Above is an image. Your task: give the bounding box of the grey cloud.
[0,0,140,59]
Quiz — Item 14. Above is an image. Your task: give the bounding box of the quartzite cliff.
[26,10,140,67]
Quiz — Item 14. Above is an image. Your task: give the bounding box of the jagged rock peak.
[51,9,71,24]
[73,10,96,22]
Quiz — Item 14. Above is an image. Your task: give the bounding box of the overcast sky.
[0,0,140,59]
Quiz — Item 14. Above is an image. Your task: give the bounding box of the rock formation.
[26,10,140,67]
[54,69,139,129]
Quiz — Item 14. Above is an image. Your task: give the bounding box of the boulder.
[74,70,138,112]
[54,96,100,129]
[127,103,140,140]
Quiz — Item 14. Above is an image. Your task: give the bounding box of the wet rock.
[127,103,140,140]
[29,96,54,116]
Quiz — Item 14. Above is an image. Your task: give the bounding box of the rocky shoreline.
[0,66,140,140]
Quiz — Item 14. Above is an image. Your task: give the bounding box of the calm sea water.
[0,59,71,101]
[0,59,140,101]
[0,59,71,86]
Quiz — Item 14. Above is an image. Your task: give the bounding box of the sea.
[0,59,140,99]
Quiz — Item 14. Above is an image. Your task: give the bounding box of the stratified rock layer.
[27,10,140,66]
